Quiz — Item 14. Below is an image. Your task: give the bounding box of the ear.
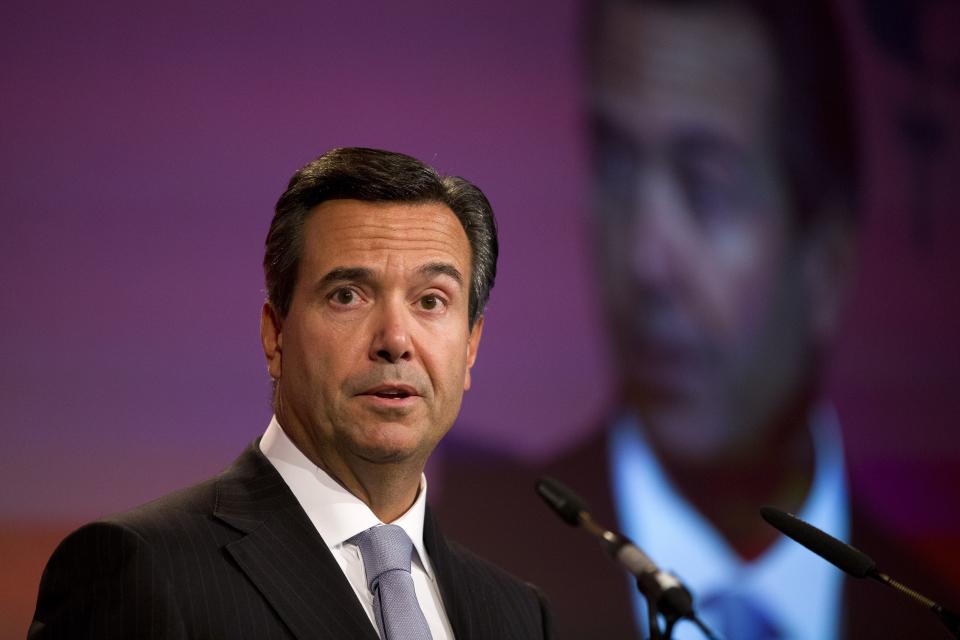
[463,316,485,391]
[260,302,284,380]
[803,213,857,346]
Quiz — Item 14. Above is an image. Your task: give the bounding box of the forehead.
[592,2,778,144]
[299,199,471,275]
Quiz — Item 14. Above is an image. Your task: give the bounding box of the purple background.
[2,0,959,634]
[1,0,606,520]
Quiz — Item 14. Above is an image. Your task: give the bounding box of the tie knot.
[351,524,414,591]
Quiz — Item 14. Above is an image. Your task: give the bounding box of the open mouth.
[372,389,411,400]
[361,384,419,401]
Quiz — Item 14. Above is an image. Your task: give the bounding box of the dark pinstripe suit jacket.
[29,441,552,639]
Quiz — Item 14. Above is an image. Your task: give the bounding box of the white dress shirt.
[609,404,850,640]
[260,416,454,640]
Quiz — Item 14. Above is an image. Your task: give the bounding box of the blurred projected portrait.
[439,1,953,639]
[587,1,860,637]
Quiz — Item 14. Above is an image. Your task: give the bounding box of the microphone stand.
[576,511,681,639]
[544,482,717,639]
[761,506,960,640]
[642,584,716,640]
[871,571,960,640]
[646,593,664,640]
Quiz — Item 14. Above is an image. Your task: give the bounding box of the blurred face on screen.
[591,3,828,458]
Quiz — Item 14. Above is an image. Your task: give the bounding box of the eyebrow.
[317,267,375,289]
[315,262,464,289]
[591,111,744,162]
[417,261,464,287]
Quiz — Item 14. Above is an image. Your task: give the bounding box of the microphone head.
[536,476,588,526]
[761,506,877,578]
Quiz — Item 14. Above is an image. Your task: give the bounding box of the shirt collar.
[609,404,850,640]
[259,415,434,577]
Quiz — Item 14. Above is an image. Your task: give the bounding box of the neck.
[322,457,424,524]
[276,412,425,523]
[640,390,817,560]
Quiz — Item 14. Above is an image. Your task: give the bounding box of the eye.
[670,138,752,226]
[418,294,445,312]
[329,287,362,307]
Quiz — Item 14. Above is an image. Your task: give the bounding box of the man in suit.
[436,1,954,638]
[30,147,552,639]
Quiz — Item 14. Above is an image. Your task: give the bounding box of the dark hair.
[264,147,497,328]
[586,0,860,229]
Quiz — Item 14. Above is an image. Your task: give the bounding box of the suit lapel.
[214,443,379,640]
[424,506,474,639]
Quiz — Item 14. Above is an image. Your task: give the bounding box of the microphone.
[759,506,876,577]
[536,476,708,634]
[761,506,960,639]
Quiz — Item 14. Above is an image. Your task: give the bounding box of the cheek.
[287,318,350,386]
[711,219,790,328]
[595,229,632,300]
[427,337,470,394]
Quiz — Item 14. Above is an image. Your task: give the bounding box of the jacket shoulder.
[29,517,189,638]
[30,445,273,639]
[102,475,219,535]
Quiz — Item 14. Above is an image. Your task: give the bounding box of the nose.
[624,170,691,293]
[622,167,731,335]
[369,297,413,364]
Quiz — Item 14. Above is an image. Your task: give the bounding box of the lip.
[358,383,420,397]
[355,383,421,409]
[632,339,702,361]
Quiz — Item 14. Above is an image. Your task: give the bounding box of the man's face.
[592,4,830,454]
[262,199,482,472]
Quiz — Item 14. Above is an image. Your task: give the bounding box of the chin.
[625,375,704,409]
[635,398,748,462]
[654,426,740,461]
[351,429,427,465]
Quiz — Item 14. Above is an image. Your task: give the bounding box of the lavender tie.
[351,524,434,640]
